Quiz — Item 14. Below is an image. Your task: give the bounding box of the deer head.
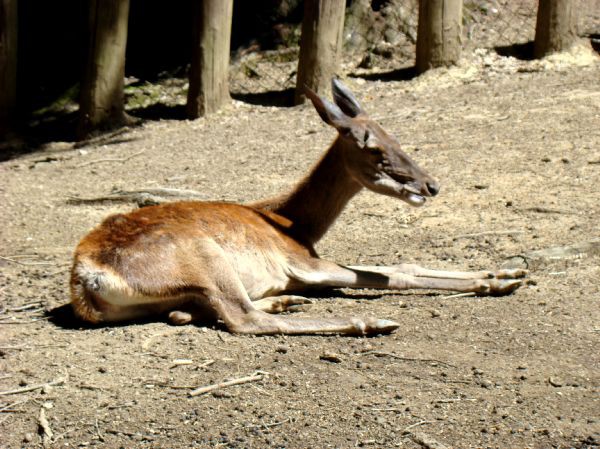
[305,79,440,207]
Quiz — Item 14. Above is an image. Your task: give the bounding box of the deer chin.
[402,191,426,207]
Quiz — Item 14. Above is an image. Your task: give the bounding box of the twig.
[0,255,53,266]
[38,407,54,447]
[402,420,435,433]
[198,359,216,369]
[441,292,476,300]
[522,206,577,215]
[9,302,43,312]
[370,407,403,412]
[410,431,449,449]
[0,399,29,412]
[169,359,193,369]
[95,418,105,442]
[76,149,145,168]
[359,351,456,368]
[66,187,205,206]
[245,417,290,429]
[435,397,477,403]
[453,230,524,240]
[0,377,66,396]
[189,371,266,397]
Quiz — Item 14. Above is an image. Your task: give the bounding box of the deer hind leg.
[253,296,313,314]
[176,248,398,336]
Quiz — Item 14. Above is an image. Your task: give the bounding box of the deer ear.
[305,85,351,133]
[332,78,365,118]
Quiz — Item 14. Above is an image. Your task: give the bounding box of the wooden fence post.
[78,0,130,139]
[0,0,18,137]
[187,0,233,119]
[534,0,579,58]
[415,0,462,74]
[295,0,345,105]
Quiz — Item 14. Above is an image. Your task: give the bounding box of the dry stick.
[0,256,53,266]
[0,399,29,412]
[38,407,54,447]
[169,359,194,369]
[410,431,449,449]
[453,230,524,240]
[189,372,266,397]
[76,149,145,168]
[359,351,456,368]
[442,292,476,300]
[522,206,577,215]
[245,417,291,429]
[402,420,435,433]
[9,302,43,312]
[0,378,66,396]
[66,188,205,205]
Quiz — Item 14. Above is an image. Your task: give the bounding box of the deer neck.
[253,137,362,245]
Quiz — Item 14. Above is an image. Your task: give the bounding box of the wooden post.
[415,0,462,74]
[0,0,18,137]
[534,0,579,58]
[295,0,345,105]
[78,0,130,139]
[187,0,233,119]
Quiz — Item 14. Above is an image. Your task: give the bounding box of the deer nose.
[426,181,440,196]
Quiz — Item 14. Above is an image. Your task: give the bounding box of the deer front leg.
[289,260,526,295]
[347,264,527,281]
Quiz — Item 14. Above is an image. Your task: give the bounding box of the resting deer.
[70,79,526,336]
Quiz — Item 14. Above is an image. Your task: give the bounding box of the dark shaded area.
[591,34,600,54]
[3,0,307,158]
[15,0,305,119]
[494,41,535,61]
[127,103,188,121]
[349,65,418,82]
[47,303,224,331]
[231,88,296,107]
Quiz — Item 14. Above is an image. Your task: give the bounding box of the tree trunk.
[78,0,130,139]
[534,0,579,58]
[295,0,345,105]
[0,0,18,137]
[187,0,233,119]
[415,0,462,74]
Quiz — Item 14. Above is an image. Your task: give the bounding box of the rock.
[548,377,563,387]
[320,352,343,363]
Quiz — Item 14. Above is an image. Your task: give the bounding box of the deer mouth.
[386,173,426,207]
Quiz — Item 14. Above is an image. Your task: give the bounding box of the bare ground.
[1,47,600,448]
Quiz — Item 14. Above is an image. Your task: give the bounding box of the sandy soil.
[1,46,599,448]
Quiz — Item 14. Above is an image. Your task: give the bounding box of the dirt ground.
[1,45,600,448]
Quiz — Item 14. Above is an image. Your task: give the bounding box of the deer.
[70,79,527,336]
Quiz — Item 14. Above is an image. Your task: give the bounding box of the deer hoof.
[364,318,400,334]
[489,279,524,295]
[494,268,528,279]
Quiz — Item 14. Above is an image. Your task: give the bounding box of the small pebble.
[548,377,563,387]
[479,379,493,389]
[320,352,343,363]
[23,433,34,443]
[275,345,289,354]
